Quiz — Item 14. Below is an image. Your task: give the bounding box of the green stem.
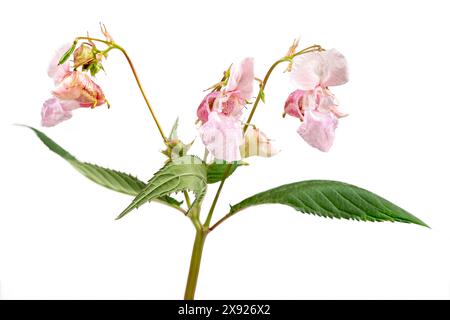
[184,228,207,300]
[243,57,290,133]
[203,164,232,228]
[75,37,168,144]
[183,190,192,210]
[112,44,168,144]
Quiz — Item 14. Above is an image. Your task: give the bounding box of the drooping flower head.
[284,49,348,152]
[41,40,108,127]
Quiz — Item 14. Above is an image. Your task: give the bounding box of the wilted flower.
[52,71,106,108]
[41,44,108,127]
[285,49,348,152]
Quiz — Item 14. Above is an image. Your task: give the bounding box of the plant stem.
[209,212,232,231]
[204,164,232,228]
[243,57,290,133]
[183,190,192,209]
[75,37,168,144]
[184,228,207,300]
[112,44,168,143]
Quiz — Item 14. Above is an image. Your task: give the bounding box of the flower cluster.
[40,33,348,159]
[195,47,348,162]
[197,58,278,162]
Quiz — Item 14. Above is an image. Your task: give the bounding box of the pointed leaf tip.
[24,126,182,211]
[117,155,207,219]
[230,180,428,227]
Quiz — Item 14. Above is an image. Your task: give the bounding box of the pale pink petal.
[41,98,73,127]
[48,43,72,84]
[321,49,349,87]
[297,109,338,152]
[290,51,324,90]
[301,90,317,111]
[240,126,279,158]
[198,111,243,162]
[284,90,306,119]
[60,100,82,111]
[225,57,254,100]
[197,91,219,123]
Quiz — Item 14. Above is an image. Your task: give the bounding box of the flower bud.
[73,44,103,76]
[240,126,279,158]
[162,139,193,159]
[74,44,95,68]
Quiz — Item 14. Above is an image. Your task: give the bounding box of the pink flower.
[285,49,348,152]
[41,98,80,127]
[197,58,254,161]
[240,126,279,158]
[47,43,72,84]
[198,112,243,162]
[197,58,254,124]
[52,71,106,108]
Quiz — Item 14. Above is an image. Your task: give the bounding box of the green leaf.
[260,90,266,103]
[206,161,245,184]
[116,155,207,220]
[58,42,77,65]
[230,180,428,227]
[23,126,182,210]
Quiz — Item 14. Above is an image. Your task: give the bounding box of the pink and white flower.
[285,49,348,152]
[197,58,254,162]
[197,58,254,124]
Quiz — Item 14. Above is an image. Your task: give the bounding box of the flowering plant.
[25,26,427,299]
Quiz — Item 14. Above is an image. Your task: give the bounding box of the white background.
[0,0,449,299]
